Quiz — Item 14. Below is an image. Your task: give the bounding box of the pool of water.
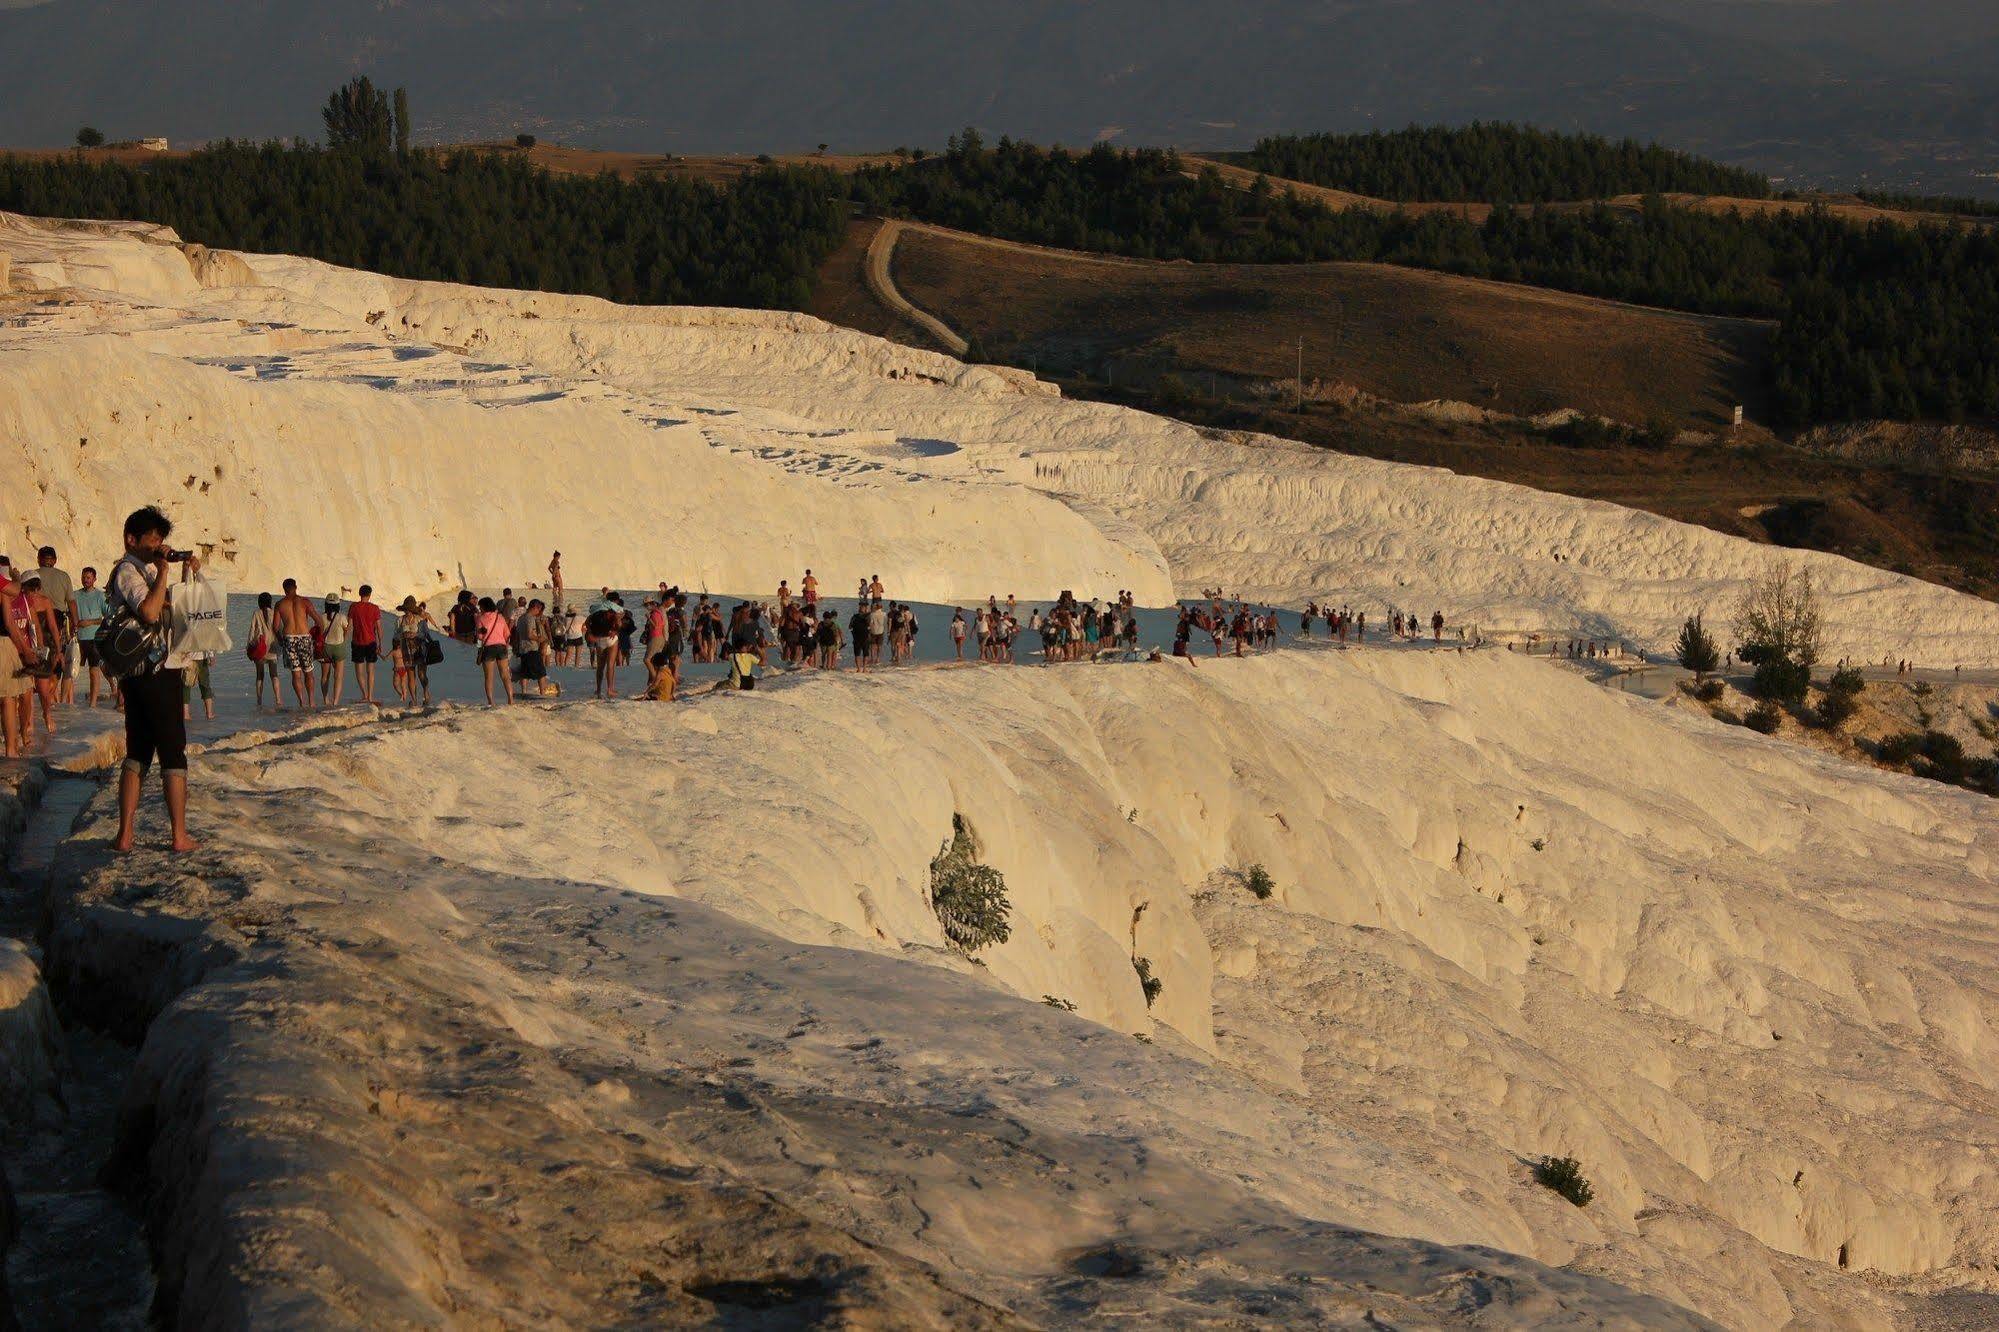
[91,592,1322,741]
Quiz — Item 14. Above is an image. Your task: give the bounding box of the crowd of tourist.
[209,556,1463,714]
[0,528,1472,749]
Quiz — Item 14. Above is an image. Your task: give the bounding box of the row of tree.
[0,141,848,309]
[1243,123,1772,204]
[8,103,1995,429]
[322,75,413,157]
[1856,190,1999,219]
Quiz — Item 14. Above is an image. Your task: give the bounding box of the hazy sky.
[2,0,1993,192]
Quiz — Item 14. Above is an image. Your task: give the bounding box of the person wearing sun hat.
[392,595,436,707]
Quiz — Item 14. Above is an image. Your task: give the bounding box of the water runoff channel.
[171,591,1309,724]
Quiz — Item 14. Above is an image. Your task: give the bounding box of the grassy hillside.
[810,219,1999,599]
[840,221,1772,431]
[849,136,1999,429]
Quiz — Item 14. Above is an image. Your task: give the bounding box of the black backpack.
[95,558,170,678]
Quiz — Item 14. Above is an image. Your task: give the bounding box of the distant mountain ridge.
[1,0,1995,193]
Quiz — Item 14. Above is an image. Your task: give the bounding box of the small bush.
[1534,1155,1594,1207]
[1752,657,1811,705]
[1745,701,1783,734]
[1041,995,1077,1012]
[1920,730,1968,781]
[1879,732,1922,765]
[1640,415,1679,450]
[1815,688,1857,729]
[1545,416,1622,448]
[515,133,537,149]
[1686,677,1725,704]
[1244,864,1275,899]
[1133,956,1163,1007]
[76,126,105,148]
[1826,666,1865,698]
[929,814,1011,952]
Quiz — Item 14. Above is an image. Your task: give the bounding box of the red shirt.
[349,600,382,646]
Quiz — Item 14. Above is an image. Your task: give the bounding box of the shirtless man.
[801,568,818,610]
[274,578,326,710]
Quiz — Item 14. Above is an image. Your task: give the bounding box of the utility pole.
[1295,337,1304,413]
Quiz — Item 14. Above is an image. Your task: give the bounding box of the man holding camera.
[109,506,197,854]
